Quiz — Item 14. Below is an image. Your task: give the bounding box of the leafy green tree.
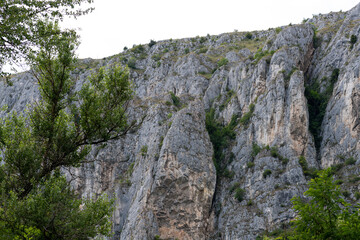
[0,22,135,239]
[290,168,360,240]
[0,0,93,74]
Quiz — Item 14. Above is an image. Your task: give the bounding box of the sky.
[5,0,360,73]
[61,0,360,60]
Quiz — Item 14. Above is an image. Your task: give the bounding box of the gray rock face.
[1,3,360,239]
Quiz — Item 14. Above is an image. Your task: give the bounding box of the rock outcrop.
[1,3,360,239]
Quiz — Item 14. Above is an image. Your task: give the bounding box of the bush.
[290,168,360,239]
[184,48,190,54]
[254,48,275,63]
[239,103,255,127]
[247,161,255,168]
[217,57,229,68]
[251,143,262,157]
[263,169,272,178]
[305,69,339,152]
[342,191,350,198]
[350,35,357,49]
[199,36,207,43]
[234,188,245,202]
[229,182,240,193]
[245,32,253,39]
[345,157,356,165]
[127,57,136,69]
[169,91,181,107]
[148,39,157,48]
[152,54,161,61]
[198,47,208,54]
[335,179,343,185]
[140,145,148,156]
[131,44,145,54]
[355,192,360,200]
[205,109,238,174]
[223,169,235,179]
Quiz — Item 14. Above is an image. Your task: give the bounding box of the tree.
[0,0,93,74]
[290,168,360,240]
[0,22,136,239]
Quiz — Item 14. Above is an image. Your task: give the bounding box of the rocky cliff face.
[1,3,360,239]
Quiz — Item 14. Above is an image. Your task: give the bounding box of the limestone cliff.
[1,3,360,239]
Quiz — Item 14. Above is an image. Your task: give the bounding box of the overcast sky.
[5,0,360,73]
[60,0,359,60]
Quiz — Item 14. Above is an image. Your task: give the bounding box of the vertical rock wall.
[1,3,360,239]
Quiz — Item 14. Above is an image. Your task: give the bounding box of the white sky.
[61,0,360,59]
[5,0,360,73]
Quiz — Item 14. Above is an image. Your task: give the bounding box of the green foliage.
[275,27,282,34]
[141,145,148,156]
[199,36,207,44]
[348,175,360,183]
[298,155,317,178]
[245,32,253,39]
[350,35,357,49]
[219,89,235,111]
[205,109,238,174]
[0,29,134,238]
[152,54,161,61]
[229,182,240,193]
[184,48,190,54]
[149,39,157,48]
[345,157,356,165]
[290,168,360,239]
[169,91,181,107]
[247,161,255,168]
[313,29,322,49]
[254,48,275,63]
[131,44,145,54]
[251,143,262,157]
[330,163,344,174]
[239,103,255,127]
[198,47,208,53]
[305,69,339,152]
[270,147,289,165]
[217,57,229,68]
[0,0,93,75]
[234,188,245,202]
[342,190,350,198]
[127,57,137,69]
[355,192,360,200]
[223,169,235,179]
[0,175,113,239]
[263,169,272,178]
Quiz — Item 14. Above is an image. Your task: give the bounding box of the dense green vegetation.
[350,35,357,49]
[298,155,318,179]
[239,103,255,127]
[169,91,181,108]
[0,2,137,238]
[205,108,238,174]
[217,57,229,68]
[259,168,360,239]
[0,0,93,76]
[305,69,339,152]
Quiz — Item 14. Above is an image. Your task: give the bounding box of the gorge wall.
[1,3,360,239]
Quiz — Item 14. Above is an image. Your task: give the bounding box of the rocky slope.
[1,3,360,239]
